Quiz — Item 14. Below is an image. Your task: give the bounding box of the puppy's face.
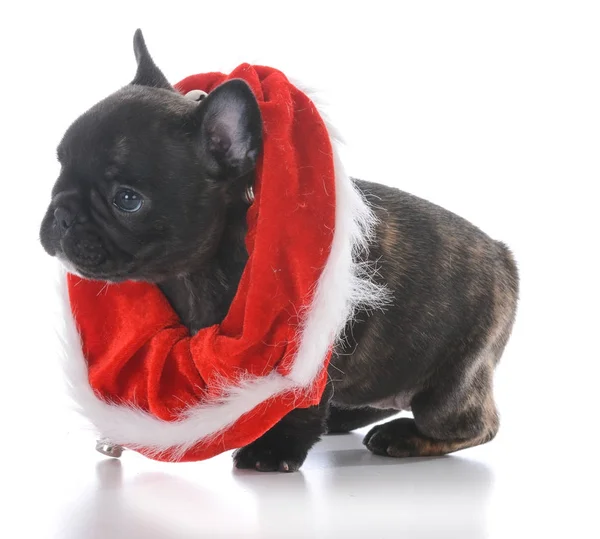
[40,31,262,282]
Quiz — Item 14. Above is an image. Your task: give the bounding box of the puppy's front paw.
[233,441,307,473]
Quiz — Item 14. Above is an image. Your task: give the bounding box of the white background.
[1,1,599,537]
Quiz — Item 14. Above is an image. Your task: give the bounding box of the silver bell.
[96,439,124,458]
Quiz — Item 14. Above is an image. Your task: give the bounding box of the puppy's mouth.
[57,254,137,283]
[41,210,198,284]
[56,255,126,281]
[56,234,160,283]
[61,230,107,267]
[49,225,136,282]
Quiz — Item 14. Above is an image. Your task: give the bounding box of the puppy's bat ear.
[131,29,172,90]
[195,79,263,179]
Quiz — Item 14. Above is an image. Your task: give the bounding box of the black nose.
[54,207,76,232]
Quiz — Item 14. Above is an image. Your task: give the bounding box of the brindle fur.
[234,181,518,470]
[39,31,519,472]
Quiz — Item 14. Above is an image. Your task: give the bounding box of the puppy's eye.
[113,189,143,213]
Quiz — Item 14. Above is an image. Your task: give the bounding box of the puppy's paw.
[233,441,307,473]
[363,417,422,457]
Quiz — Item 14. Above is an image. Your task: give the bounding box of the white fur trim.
[55,100,388,460]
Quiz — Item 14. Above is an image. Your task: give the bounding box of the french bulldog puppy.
[40,30,519,472]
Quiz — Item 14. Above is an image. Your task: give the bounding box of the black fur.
[40,30,519,471]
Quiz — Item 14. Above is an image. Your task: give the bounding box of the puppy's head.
[40,30,262,282]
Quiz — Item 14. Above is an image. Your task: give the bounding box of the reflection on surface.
[55,432,493,539]
[237,432,494,538]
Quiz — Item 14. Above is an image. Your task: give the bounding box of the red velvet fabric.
[68,65,336,462]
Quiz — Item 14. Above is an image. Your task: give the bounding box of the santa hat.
[58,64,385,462]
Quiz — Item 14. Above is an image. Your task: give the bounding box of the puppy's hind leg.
[364,363,499,458]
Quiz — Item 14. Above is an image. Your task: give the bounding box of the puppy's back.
[334,179,519,397]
